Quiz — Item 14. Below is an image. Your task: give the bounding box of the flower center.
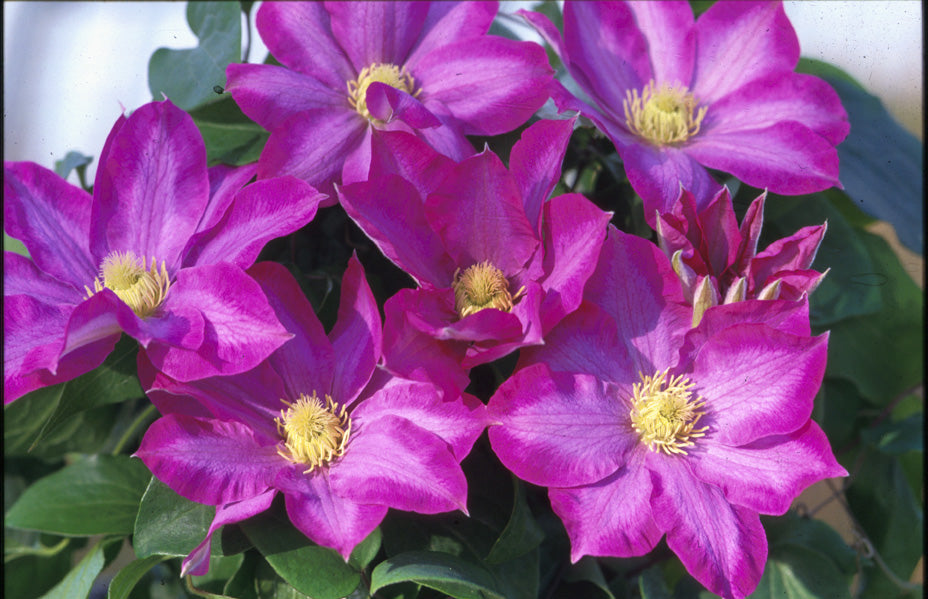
[452,261,523,319]
[629,369,707,455]
[85,251,170,318]
[624,80,707,146]
[276,392,351,473]
[347,62,419,122]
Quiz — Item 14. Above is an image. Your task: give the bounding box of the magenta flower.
[522,1,849,221]
[337,118,611,381]
[135,258,486,573]
[227,1,553,199]
[3,99,326,402]
[487,227,845,599]
[656,186,828,326]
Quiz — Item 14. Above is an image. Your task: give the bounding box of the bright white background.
[3,1,923,184]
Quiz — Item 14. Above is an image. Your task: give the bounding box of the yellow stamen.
[85,251,170,318]
[347,63,419,123]
[624,80,707,146]
[452,261,524,319]
[276,392,351,473]
[630,369,707,455]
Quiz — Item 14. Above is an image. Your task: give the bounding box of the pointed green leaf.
[107,554,171,599]
[370,550,506,599]
[39,537,120,599]
[485,477,544,565]
[133,477,214,558]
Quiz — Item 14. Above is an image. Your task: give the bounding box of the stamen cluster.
[630,368,707,455]
[624,80,707,146]
[347,63,419,122]
[276,391,352,473]
[452,261,522,319]
[85,251,171,318]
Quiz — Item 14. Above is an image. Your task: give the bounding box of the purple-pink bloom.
[227,1,553,200]
[337,118,611,382]
[134,258,487,573]
[487,227,845,599]
[656,186,827,326]
[3,99,326,403]
[522,0,849,221]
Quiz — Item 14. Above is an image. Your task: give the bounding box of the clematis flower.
[487,227,846,599]
[226,1,553,200]
[656,186,828,326]
[3,99,326,403]
[337,118,611,385]
[522,0,849,221]
[134,258,486,574]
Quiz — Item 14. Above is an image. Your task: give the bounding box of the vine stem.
[111,404,158,455]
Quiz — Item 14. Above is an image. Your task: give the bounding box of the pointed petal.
[733,192,766,273]
[549,454,661,561]
[331,415,468,514]
[185,176,325,270]
[4,252,83,305]
[226,63,347,132]
[365,83,440,128]
[415,37,552,135]
[538,193,612,332]
[426,151,538,274]
[90,100,209,270]
[412,113,476,162]
[181,490,276,577]
[4,161,96,289]
[691,1,798,103]
[256,2,353,90]
[649,456,767,599]
[510,118,576,232]
[749,223,827,282]
[686,296,812,343]
[324,1,428,69]
[279,469,388,560]
[488,364,635,488]
[406,2,497,67]
[368,129,456,197]
[685,325,829,445]
[695,187,741,276]
[134,414,284,505]
[144,263,291,382]
[198,163,259,235]
[329,255,381,404]
[627,1,695,86]
[691,420,847,516]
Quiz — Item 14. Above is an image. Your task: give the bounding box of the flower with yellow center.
[347,63,419,123]
[624,80,708,146]
[85,251,171,318]
[276,391,352,473]
[630,368,708,455]
[452,261,525,319]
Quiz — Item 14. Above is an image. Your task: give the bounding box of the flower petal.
[649,456,767,599]
[415,36,552,135]
[90,100,209,270]
[368,129,455,197]
[331,415,468,514]
[226,63,347,132]
[691,0,798,104]
[198,163,259,235]
[329,255,381,404]
[278,468,388,560]
[406,2,497,67]
[365,82,441,129]
[134,414,284,505]
[184,176,325,270]
[4,161,96,289]
[510,118,576,232]
[488,364,635,488]
[627,0,695,86]
[690,420,847,516]
[749,223,827,284]
[4,252,83,305]
[324,1,429,70]
[181,490,276,577]
[685,325,829,445]
[549,453,662,562]
[256,2,353,90]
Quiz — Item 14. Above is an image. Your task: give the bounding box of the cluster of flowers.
[3,2,850,598]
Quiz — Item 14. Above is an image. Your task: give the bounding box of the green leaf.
[53,151,93,189]
[764,192,881,325]
[223,550,260,599]
[751,545,851,599]
[349,527,382,570]
[827,77,924,253]
[861,413,924,455]
[562,557,616,599]
[491,548,539,599]
[241,511,360,599]
[638,565,672,599]
[764,511,857,578]
[189,95,268,166]
[133,477,214,558]
[254,559,313,599]
[5,455,151,536]
[3,538,75,599]
[192,553,246,595]
[796,57,865,91]
[107,554,170,599]
[485,477,544,565]
[148,2,242,111]
[824,231,924,405]
[38,537,120,599]
[371,550,506,599]
[4,232,30,257]
[817,378,866,450]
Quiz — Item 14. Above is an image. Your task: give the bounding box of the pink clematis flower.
[227,1,553,200]
[135,258,487,574]
[656,186,828,326]
[3,99,326,402]
[487,227,846,599]
[337,118,611,387]
[522,0,849,221]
